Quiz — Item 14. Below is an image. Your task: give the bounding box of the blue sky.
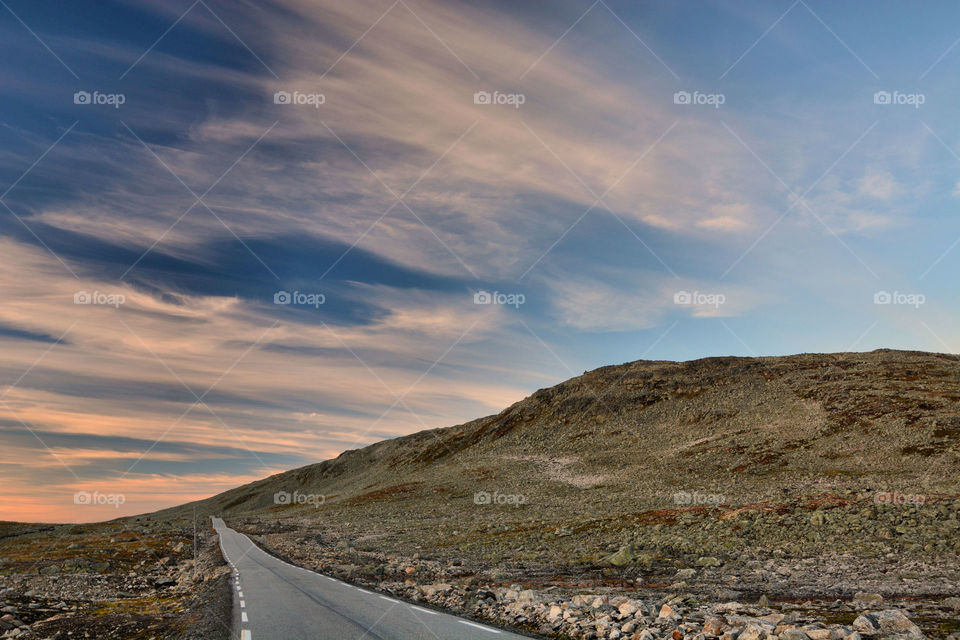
[0,0,957,521]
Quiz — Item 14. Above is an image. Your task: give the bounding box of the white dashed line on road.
[241,612,248,623]
[240,600,245,608]
[240,630,251,640]
[459,620,500,633]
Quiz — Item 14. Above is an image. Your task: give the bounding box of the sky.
[0,0,957,522]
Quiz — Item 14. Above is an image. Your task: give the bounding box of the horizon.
[2,0,959,522]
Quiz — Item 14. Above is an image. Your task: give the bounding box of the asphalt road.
[212,517,533,640]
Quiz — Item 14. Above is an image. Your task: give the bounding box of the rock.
[872,610,923,637]
[806,629,831,640]
[659,604,680,620]
[605,545,637,567]
[943,597,960,612]
[780,630,811,640]
[704,616,728,636]
[739,623,769,640]
[715,602,746,614]
[698,557,722,567]
[64,557,92,571]
[758,595,772,607]
[619,600,642,616]
[571,594,592,607]
[853,615,879,634]
[547,605,563,621]
[677,568,697,579]
[852,593,883,609]
[421,583,453,598]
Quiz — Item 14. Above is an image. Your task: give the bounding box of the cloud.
[6,0,781,289]
[0,234,545,518]
[547,271,763,332]
[858,168,903,200]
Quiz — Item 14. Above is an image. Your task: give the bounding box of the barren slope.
[174,349,960,523]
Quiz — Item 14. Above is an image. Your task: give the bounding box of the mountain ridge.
[158,348,960,522]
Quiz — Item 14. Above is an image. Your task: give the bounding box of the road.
[212,517,534,640]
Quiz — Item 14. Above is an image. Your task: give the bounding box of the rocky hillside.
[173,349,960,521]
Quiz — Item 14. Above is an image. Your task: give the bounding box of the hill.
[172,348,960,523]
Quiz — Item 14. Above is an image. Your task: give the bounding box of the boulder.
[659,604,680,620]
[739,623,769,640]
[704,616,728,636]
[873,610,923,637]
[853,615,879,634]
[619,600,642,616]
[605,545,637,567]
[852,593,883,609]
[420,583,453,598]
